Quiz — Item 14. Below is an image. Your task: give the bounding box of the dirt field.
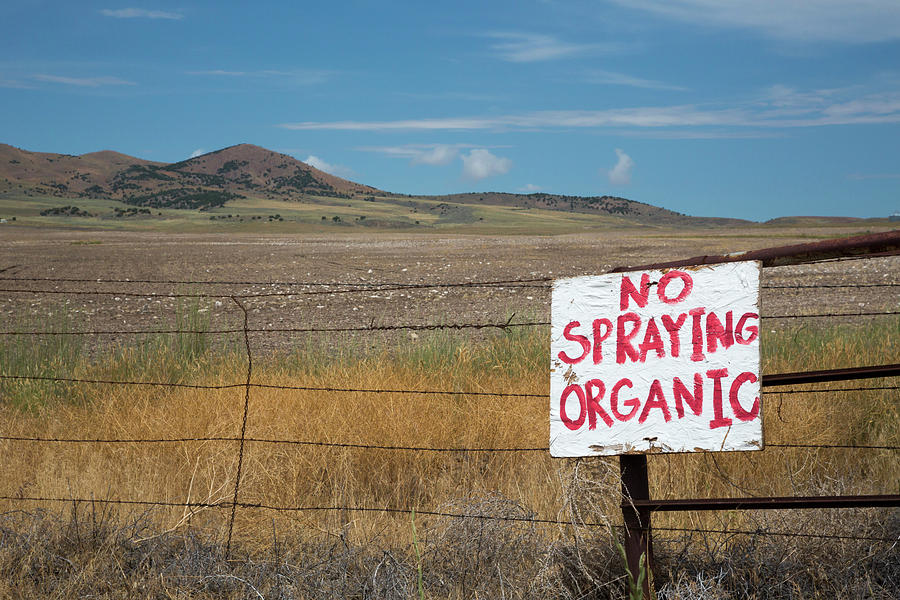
[2,226,898,352]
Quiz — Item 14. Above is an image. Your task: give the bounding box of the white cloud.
[586,70,687,91]
[33,74,136,87]
[189,148,207,158]
[100,8,183,20]
[519,183,543,192]
[412,145,460,166]
[461,149,512,181]
[361,144,464,165]
[304,155,354,178]
[487,32,616,62]
[611,0,900,43]
[356,144,505,166]
[607,149,634,185]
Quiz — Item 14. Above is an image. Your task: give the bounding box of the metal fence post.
[620,454,652,598]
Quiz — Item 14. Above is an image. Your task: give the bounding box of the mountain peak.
[169,144,379,197]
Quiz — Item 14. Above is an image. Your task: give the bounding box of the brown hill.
[1,143,380,209]
[164,145,378,197]
[763,216,878,226]
[0,143,162,197]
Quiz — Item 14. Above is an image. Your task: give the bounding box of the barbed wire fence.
[0,233,898,585]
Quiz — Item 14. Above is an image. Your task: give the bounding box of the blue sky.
[2,1,899,220]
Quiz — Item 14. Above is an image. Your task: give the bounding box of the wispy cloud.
[585,70,687,91]
[461,149,512,181]
[619,129,782,139]
[304,155,354,178]
[281,107,749,131]
[189,148,207,158]
[607,149,634,185]
[100,8,183,20]
[610,0,900,43]
[283,118,498,131]
[847,173,900,180]
[189,69,329,85]
[0,78,33,89]
[486,32,620,62]
[280,87,900,132]
[33,74,136,87]
[519,183,543,192]
[189,70,247,76]
[394,91,502,103]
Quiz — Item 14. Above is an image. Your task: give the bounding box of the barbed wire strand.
[4,280,897,299]
[766,443,900,450]
[2,278,899,300]
[0,374,243,389]
[640,525,898,544]
[3,373,895,398]
[0,280,551,299]
[0,434,895,452]
[763,283,900,289]
[0,495,895,543]
[0,275,552,288]
[2,373,895,398]
[0,320,550,336]
[4,308,900,339]
[0,328,244,336]
[0,374,546,397]
[3,275,899,290]
[0,286,552,300]
[767,385,899,394]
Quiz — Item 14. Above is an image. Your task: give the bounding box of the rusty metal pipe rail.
[610,230,900,272]
[762,364,900,386]
[627,495,900,512]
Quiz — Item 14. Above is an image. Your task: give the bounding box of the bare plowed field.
[2,227,897,354]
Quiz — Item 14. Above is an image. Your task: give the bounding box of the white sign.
[550,261,762,457]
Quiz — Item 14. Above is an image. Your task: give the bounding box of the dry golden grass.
[1,317,897,555]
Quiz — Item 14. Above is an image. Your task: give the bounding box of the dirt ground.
[1,226,898,355]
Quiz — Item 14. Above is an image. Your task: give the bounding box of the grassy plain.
[0,190,646,235]
[3,189,894,236]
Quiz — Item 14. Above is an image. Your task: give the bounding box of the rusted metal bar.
[629,494,900,512]
[763,364,900,387]
[610,230,900,272]
[619,454,652,598]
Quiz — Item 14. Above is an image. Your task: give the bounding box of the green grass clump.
[0,307,85,410]
[0,297,235,410]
